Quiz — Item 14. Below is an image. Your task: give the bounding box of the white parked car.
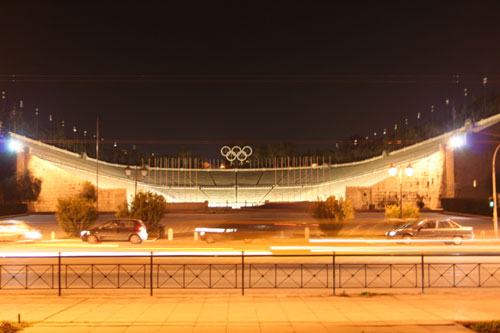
[0,220,42,241]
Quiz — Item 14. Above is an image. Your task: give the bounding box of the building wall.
[453,123,500,199]
[25,154,126,212]
[346,150,445,210]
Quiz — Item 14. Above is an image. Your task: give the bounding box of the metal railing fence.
[1,252,500,296]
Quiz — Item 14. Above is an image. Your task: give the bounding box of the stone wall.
[25,154,126,212]
[346,150,445,210]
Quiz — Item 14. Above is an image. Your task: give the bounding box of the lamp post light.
[389,164,414,218]
[73,126,77,152]
[492,144,500,238]
[125,165,148,196]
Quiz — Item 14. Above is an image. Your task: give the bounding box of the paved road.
[1,210,495,240]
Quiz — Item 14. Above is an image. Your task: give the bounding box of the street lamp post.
[389,164,414,218]
[125,165,148,196]
[492,144,500,238]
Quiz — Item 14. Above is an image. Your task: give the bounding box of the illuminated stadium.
[9,113,500,212]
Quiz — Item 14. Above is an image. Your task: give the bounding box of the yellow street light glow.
[405,164,414,177]
[388,165,397,177]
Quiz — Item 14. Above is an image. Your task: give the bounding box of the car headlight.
[80,230,89,237]
[25,230,42,240]
[389,231,396,236]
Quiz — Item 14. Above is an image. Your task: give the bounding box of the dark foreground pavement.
[1,290,498,332]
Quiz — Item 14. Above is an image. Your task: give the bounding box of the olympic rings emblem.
[220,145,253,162]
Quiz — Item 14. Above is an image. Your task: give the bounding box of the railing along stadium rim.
[1,252,500,296]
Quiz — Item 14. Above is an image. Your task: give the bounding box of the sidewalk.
[2,290,498,332]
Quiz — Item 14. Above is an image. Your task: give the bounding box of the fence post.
[58,251,61,296]
[332,251,336,296]
[150,251,154,296]
[421,250,425,294]
[241,251,245,296]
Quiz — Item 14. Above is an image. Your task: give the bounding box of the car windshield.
[399,222,417,229]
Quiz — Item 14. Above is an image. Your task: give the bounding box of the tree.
[1,171,42,203]
[116,191,166,232]
[56,197,98,237]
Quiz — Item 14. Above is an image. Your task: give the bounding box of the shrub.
[313,195,354,221]
[79,181,96,202]
[312,195,354,236]
[465,320,500,333]
[0,320,30,332]
[385,204,421,219]
[116,191,166,232]
[56,197,98,237]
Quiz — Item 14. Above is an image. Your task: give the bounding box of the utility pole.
[96,116,99,212]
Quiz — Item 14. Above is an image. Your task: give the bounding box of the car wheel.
[129,234,142,244]
[205,236,215,244]
[402,235,412,245]
[452,236,463,245]
[87,235,98,244]
[243,238,253,244]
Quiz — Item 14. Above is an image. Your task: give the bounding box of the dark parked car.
[81,219,148,244]
[196,223,281,243]
[385,219,474,245]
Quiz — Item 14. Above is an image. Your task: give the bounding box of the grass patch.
[0,321,30,333]
[360,291,375,297]
[464,320,500,333]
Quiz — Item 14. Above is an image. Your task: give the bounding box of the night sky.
[1,1,500,156]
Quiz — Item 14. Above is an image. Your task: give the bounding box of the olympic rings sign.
[220,145,253,163]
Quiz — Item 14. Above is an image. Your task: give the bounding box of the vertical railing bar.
[241,251,245,296]
[300,264,303,288]
[25,265,28,289]
[156,263,159,289]
[332,251,336,296]
[453,264,456,288]
[249,263,252,289]
[183,264,186,288]
[478,263,481,287]
[364,264,367,288]
[150,251,153,296]
[326,262,329,289]
[52,265,54,289]
[118,264,121,289]
[339,264,342,288]
[426,263,429,288]
[209,264,212,289]
[421,252,425,294]
[275,263,277,288]
[234,264,237,289]
[58,252,61,296]
[91,264,94,288]
[390,264,392,288]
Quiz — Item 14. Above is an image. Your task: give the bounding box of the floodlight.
[449,134,466,149]
[8,139,22,152]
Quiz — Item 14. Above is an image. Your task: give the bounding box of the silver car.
[385,219,474,245]
[0,220,42,241]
